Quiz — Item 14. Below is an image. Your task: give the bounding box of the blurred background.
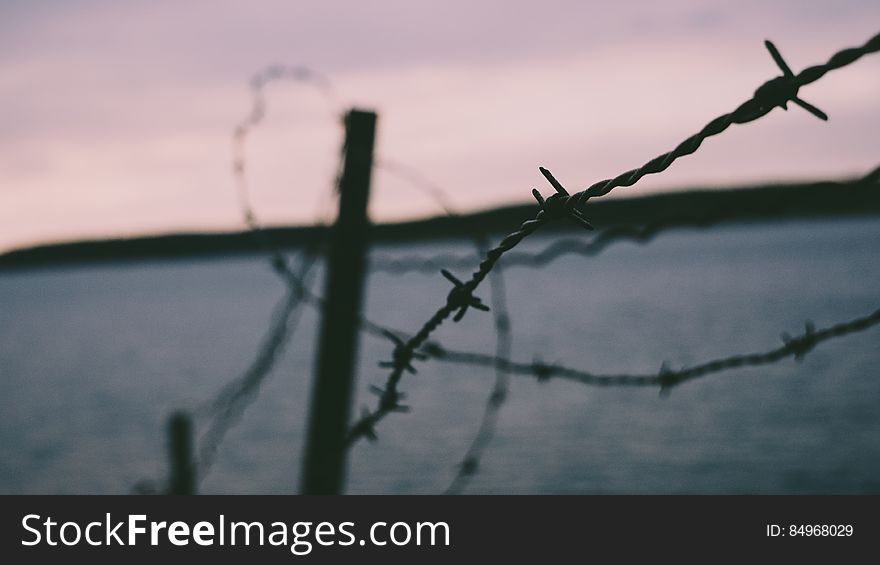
[1,0,879,494]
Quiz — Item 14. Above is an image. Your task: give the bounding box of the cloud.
[1,0,879,251]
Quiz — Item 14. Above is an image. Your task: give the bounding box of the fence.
[156,32,880,495]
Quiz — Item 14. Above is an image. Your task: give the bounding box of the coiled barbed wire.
[347,32,880,446]
[175,65,342,487]
[233,65,342,230]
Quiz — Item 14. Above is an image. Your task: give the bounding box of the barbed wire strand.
[569,33,880,208]
[369,159,518,494]
[346,177,499,445]
[346,32,880,446]
[419,307,880,393]
[263,248,880,423]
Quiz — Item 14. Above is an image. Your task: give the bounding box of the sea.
[1,217,878,494]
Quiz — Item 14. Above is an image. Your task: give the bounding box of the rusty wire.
[346,32,880,446]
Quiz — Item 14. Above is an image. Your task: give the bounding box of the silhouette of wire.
[269,262,880,397]
[445,263,511,495]
[355,160,484,435]
[233,65,342,231]
[195,250,320,476]
[569,34,880,207]
[419,308,880,392]
[347,33,880,446]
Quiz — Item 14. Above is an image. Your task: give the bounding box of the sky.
[1,0,878,252]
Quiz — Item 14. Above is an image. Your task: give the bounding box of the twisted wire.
[420,308,880,392]
[347,32,880,446]
[350,162,511,447]
[571,32,880,207]
[375,165,518,492]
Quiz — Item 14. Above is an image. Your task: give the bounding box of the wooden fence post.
[301,109,376,494]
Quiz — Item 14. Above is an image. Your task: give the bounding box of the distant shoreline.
[2,178,878,270]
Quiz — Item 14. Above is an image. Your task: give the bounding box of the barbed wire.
[137,34,880,493]
[370,159,518,494]
[179,202,880,490]
[418,308,880,393]
[569,34,880,207]
[346,32,880,447]
[205,241,880,462]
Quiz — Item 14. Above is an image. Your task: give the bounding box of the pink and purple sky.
[1,0,878,252]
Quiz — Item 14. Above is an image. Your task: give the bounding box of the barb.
[347,33,880,445]
[570,33,879,207]
[419,308,880,392]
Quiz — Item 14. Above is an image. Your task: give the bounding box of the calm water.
[1,218,879,494]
